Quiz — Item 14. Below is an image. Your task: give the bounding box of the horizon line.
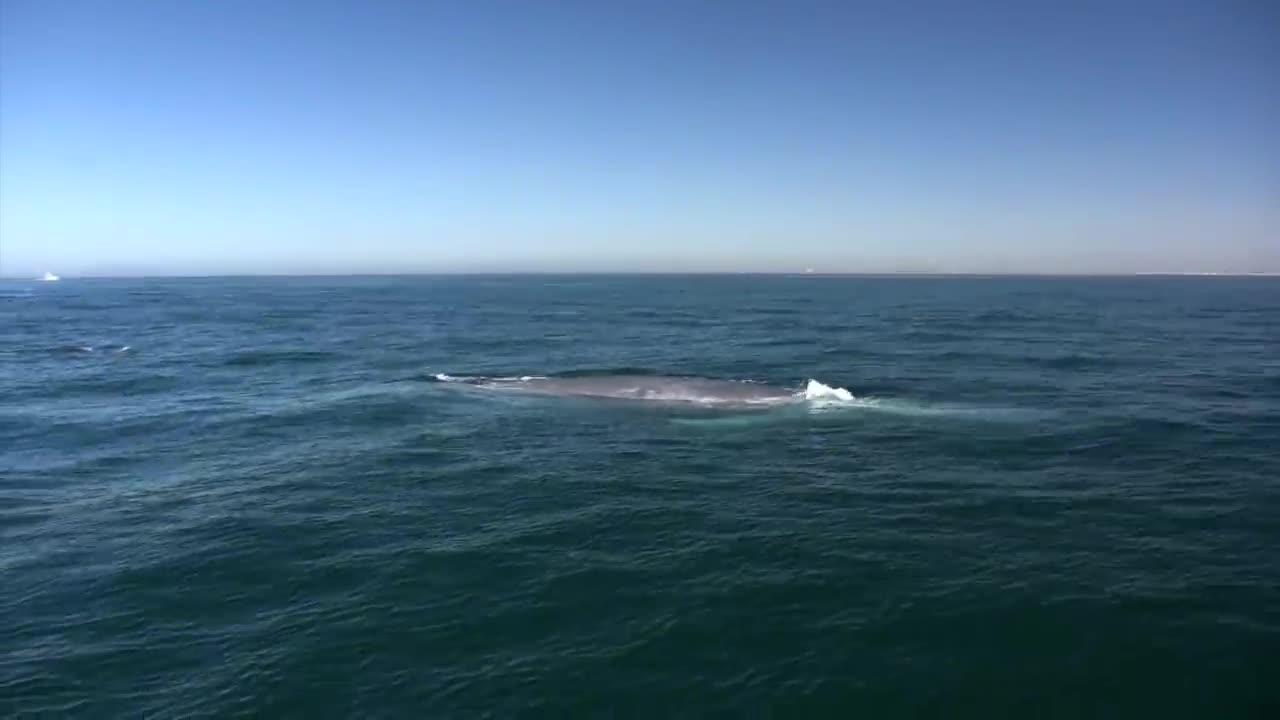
[4,270,1280,280]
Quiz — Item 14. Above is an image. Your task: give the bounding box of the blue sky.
[1,0,1275,275]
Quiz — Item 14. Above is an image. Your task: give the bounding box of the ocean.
[2,275,1277,717]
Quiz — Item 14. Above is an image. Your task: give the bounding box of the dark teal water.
[3,275,1278,717]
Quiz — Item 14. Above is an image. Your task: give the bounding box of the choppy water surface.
[2,275,1278,717]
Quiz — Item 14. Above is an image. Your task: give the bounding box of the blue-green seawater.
[2,276,1278,717]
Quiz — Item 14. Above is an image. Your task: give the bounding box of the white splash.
[802,379,855,402]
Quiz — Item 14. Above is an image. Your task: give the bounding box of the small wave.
[812,395,1050,421]
[974,309,1041,323]
[50,343,134,356]
[432,372,555,383]
[797,380,1047,421]
[1034,353,1129,370]
[224,349,336,368]
[432,373,544,382]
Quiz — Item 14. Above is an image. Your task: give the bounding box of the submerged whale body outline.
[432,373,854,406]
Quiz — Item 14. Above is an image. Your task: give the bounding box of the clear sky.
[1,0,1276,276]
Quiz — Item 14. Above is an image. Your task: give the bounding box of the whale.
[432,373,854,407]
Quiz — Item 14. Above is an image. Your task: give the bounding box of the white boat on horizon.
[38,271,60,282]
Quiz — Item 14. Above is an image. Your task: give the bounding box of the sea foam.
[802,379,855,402]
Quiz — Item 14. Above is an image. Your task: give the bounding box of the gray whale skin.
[436,374,801,407]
